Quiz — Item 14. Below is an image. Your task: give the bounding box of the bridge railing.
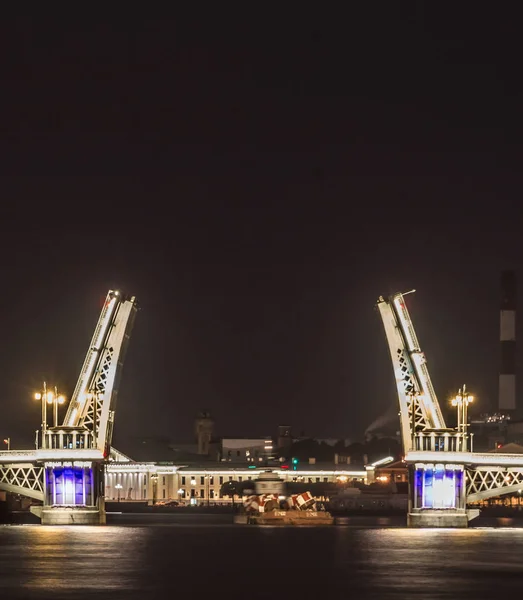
[40,428,94,451]
[414,431,469,453]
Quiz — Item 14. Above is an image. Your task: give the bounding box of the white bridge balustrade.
[41,427,94,450]
[413,431,469,453]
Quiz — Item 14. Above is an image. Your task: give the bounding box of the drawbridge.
[378,291,523,527]
[0,290,137,524]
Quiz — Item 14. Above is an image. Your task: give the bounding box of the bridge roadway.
[0,450,103,463]
[3,447,523,505]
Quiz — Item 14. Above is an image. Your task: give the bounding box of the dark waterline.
[3,515,523,599]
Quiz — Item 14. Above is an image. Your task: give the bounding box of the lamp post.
[34,382,66,448]
[3,437,10,451]
[451,385,474,451]
[49,387,66,428]
[115,483,123,502]
[34,381,49,437]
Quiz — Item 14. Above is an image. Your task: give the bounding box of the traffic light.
[292,457,299,470]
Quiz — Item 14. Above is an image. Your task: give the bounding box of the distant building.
[277,425,293,454]
[374,460,408,484]
[104,455,369,506]
[470,413,512,451]
[220,438,274,463]
[195,411,214,455]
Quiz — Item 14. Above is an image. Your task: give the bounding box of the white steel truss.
[377,293,446,452]
[0,463,44,501]
[466,467,523,503]
[63,290,138,455]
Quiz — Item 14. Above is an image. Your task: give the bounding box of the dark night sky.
[1,9,523,451]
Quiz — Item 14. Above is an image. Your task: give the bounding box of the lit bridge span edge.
[407,450,523,503]
[0,449,105,502]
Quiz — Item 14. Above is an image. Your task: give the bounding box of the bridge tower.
[1,290,138,525]
[195,411,214,455]
[377,291,470,527]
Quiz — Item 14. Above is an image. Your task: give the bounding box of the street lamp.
[34,382,66,431]
[115,483,123,502]
[49,388,66,428]
[3,437,10,451]
[451,384,474,450]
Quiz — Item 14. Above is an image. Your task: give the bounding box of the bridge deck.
[0,449,104,464]
[406,451,523,467]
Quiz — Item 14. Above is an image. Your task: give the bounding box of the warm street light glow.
[451,393,474,408]
[450,384,474,451]
[34,382,67,445]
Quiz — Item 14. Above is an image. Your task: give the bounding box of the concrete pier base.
[31,505,106,525]
[408,510,469,528]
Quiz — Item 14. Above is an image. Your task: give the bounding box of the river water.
[1,515,523,599]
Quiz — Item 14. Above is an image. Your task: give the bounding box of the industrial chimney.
[499,270,517,413]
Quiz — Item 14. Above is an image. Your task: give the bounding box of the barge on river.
[234,471,334,526]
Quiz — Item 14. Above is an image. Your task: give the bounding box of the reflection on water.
[1,526,143,597]
[2,519,523,599]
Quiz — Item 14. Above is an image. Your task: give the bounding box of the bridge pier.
[408,509,470,528]
[408,463,470,528]
[35,460,107,525]
[32,503,106,525]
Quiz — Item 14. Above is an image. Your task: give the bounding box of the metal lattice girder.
[0,463,44,501]
[407,390,428,433]
[63,291,137,454]
[466,466,523,503]
[377,298,432,451]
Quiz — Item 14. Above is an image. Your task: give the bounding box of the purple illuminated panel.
[46,466,94,506]
[415,466,462,509]
[414,468,423,508]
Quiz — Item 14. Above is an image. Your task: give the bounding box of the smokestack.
[499,270,517,412]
